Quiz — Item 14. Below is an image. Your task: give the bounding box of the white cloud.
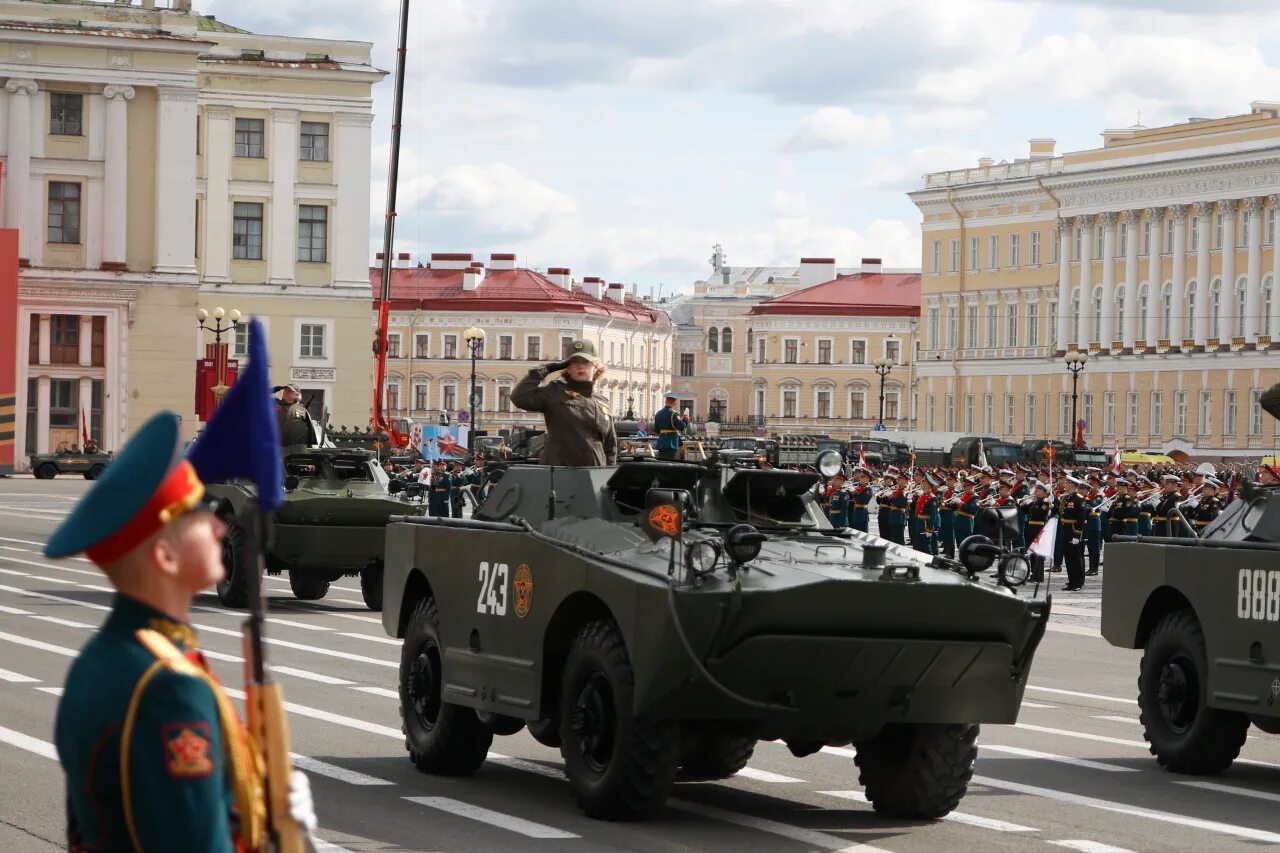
[783,108,892,153]
[856,145,985,192]
[423,163,577,242]
[903,107,988,133]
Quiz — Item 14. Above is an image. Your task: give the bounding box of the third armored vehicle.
[381,450,1050,821]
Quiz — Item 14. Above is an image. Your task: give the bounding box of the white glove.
[288,769,318,834]
[1070,538,1080,546]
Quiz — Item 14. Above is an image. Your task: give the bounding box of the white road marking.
[289,753,394,786]
[338,632,400,646]
[0,583,111,611]
[973,775,1280,843]
[274,602,383,625]
[486,752,563,779]
[32,615,95,629]
[352,686,400,699]
[1175,780,1280,804]
[980,744,1135,773]
[0,545,31,552]
[0,630,78,657]
[1092,715,1140,725]
[271,666,355,686]
[0,556,102,578]
[405,796,579,839]
[1012,724,1146,748]
[0,724,58,760]
[734,767,804,784]
[35,686,64,696]
[818,789,1039,833]
[1020,701,1057,709]
[222,687,404,740]
[671,798,892,852]
[1027,685,1135,705]
[820,745,858,759]
[312,840,359,853]
[0,535,57,547]
[1049,841,1138,853]
[268,618,332,632]
[0,667,40,683]
[0,603,33,615]
[187,620,397,668]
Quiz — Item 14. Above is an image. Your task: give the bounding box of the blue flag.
[187,317,284,512]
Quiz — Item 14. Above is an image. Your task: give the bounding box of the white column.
[1246,196,1263,342]
[1076,217,1093,349]
[35,375,50,454]
[38,314,51,364]
[1218,199,1237,345]
[1145,207,1163,344]
[268,108,299,285]
[1193,202,1211,347]
[1271,195,1280,344]
[4,78,36,259]
[202,105,233,283]
[1121,210,1139,349]
[153,86,198,275]
[1170,204,1187,343]
[333,111,374,290]
[1099,212,1116,348]
[1055,218,1071,352]
[85,176,104,269]
[78,315,92,366]
[101,84,134,269]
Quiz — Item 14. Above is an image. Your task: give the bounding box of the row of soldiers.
[385,458,489,517]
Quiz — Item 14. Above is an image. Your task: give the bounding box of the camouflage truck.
[381,450,1050,821]
[29,444,113,480]
[1102,386,1280,774]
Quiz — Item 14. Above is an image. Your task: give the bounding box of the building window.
[1030,231,1041,265]
[442,334,457,359]
[413,383,430,411]
[297,205,328,262]
[525,336,541,360]
[1263,276,1274,337]
[414,333,430,358]
[1151,391,1163,436]
[964,394,974,433]
[850,339,867,365]
[299,323,325,358]
[1092,287,1103,344]
[1239,209,1249,247]
[299,121,330,161]
[1026,302,1038,347]
[1073,227,1082,261]
[782,388,798,418]
[1010,302,1026,347]
[1164,218,1174,254]
[1123,391,1136,436]
[721,327,733,353]
[442,383,457,411]
[680,353,695,376]
[47,182,81,244]
[1161,283,1173,340]
[1198,390,1212,435]
[50,315,79,364]
[232,202,264,260]
[386,381,400,412]
[817,339,832,364]
[1214,213,1224,249]
[927,307,939,350]
[1103,391,1115,436]
[1119,222,1128,257]
[1190,216,1199,252]
[1115,287,1126,340]
[946,306,959,348]
[1225,390,1238,437]
[1184,282,1196,339]
[234,117,265,158]
[386,332,401,358]
[1082,393,1094,437]
[784,338,798,363]
[1004,394,1015,436]
[1210,279,1222,333]
[985,303,998,347]
[944,393,955,431]
[885,391,899,421]
[707,328,719,353]
[1235,278,1247,337]
[1142,220,1152,256]
[885,339,900,363]
[1050,231,1059,264]
[495,384,511,413]
[498,334,514,359]
[472,384,485,411]
[1174,391,1187,437]
[969,236,979,271]
[816,389,832,418]
[966,304,978,347]
[982,394,994,433]
[1025,393,1037,436]
[949,239,959,273]
[49,378,76,429]
[1059,393,1071,437]
[930,240,941,274]
[233,322,250,358]
[756,337,765,363]
[1268,207,1277,245]
[988,235,999,270]
[1070,290,1081,343]
[50,93,83,136]
[1138,284,1149,337]
[1250,389,1263,436]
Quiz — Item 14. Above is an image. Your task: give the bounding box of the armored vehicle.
[29,444,113,480]
[1102,386,1280,774]
[381,450,1051,821]
[208,444,429,611]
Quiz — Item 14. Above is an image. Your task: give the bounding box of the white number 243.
[477,561,509,616]
[1237,569,1280,622]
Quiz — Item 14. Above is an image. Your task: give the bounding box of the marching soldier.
[653,391,688,461]
[937,479,956,558]
[1084,475,1103,576]
[884,472,910,545]
[1060,477,1090,591]
[273,383,317,447]
[1191,478,1224,532]
[819,474,851,528]
[428,460,452,517]
[912,474,939,556]
[952,477,979,550]
[848,468,873,533]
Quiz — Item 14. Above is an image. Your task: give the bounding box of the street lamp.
[196,306,241,416]
[625,395,635,421]
[873,356,894,428]
[462,326,486,458]
[1063,349,1089,447]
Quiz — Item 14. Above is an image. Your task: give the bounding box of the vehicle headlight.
[685,540,720,574]
[999,554,1031,587]
[816,449,843,479]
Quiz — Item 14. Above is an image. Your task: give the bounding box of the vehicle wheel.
[35,463,57,480]
[679,728,757,780]
[559,618,679,820]
[527,716,562,748]
[854,723,978,818]
[399,597,493,775]
[360,562,383,611]
[85,464,106,481]
[1138,609,1249,774]
[215,518,251,609]
[288,572,330,601]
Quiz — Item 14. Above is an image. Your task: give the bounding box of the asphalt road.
[0,475,1277,853]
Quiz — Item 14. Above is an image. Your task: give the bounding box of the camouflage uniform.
[510,340,617,467]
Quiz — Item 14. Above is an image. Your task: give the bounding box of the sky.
[206,0,1280,296]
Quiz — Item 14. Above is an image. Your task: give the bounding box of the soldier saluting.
[511,339,617,466]
[273,383,317,447]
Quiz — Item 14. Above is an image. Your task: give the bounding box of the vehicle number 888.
[1237,569,1280,622]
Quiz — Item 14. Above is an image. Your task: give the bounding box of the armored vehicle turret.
[1102,383,1280,774]
[382,450,1050,821]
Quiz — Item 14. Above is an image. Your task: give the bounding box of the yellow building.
[374,253,674,436]
[6,0,382,465]
[909,105,1280,458]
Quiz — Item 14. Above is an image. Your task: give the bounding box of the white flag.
[977,438,988,471]
[1030,516,1058,560]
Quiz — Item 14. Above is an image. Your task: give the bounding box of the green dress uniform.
[1137,499,1154,536]
[848,483,872,533]
[1023,497,1051,548]
[953,490,978,547]
[1108,495,1139,539]
[653,402,687,460]
[912,492,939,555]
[884,488,909,545]
[1085,493,1103,573]
[429,469,453,517]
[1192,495,1222,532]
[937,489,956,558]
[819,487,850,527]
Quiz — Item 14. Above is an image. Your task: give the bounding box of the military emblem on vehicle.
[513,563,533,617]
[647,504,682,538]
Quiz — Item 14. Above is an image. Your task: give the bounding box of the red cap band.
[85,462,206,566]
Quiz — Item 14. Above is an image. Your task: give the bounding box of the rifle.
[242,508,310,852]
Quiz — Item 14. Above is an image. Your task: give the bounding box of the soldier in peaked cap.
[44,411,315,852]
[511,338,617,466]
[653,391,688,460]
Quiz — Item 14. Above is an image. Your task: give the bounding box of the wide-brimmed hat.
[565,339,602,365]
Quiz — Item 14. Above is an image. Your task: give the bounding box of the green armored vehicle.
[381,450,1051,820]
[30,443,113,480]
[1102,387,1280,774]
[208,444,429,611]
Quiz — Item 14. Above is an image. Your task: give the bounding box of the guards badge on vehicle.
[514,563,533,618]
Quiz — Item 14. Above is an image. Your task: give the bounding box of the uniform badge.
[164,722,214,778]
[565,390,580,400]
[513,564,533,618]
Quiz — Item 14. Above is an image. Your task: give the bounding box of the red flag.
[80,410,89,447]
[858,442,867,468]
[1110,440,1123,474]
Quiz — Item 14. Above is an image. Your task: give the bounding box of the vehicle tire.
[854,723,978,819]
[399,597,493,775]
[215,518,251,609]
[360,562,383,611]
[679,728,757,780]
[85,464,106,481]
[527,716,562,748]
[35,463,57,480]
[1138,609,1249,774]
[559,618,679,820]
[288,572,330,601]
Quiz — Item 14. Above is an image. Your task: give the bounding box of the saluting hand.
[540,360,571,376]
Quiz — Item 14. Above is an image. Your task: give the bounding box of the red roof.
[371,266,662,323]
[749,271,921,317]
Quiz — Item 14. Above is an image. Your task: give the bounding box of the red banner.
[194,353,239,422]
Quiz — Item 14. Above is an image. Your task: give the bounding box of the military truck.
[380,450,1051,821]
[208,445,430,611]
[1102,385,1280,774]
[29,443,113,480]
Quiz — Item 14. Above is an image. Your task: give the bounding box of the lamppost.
[196,306,241,416]
[462,326,485,458]
[873,356,894,428]
[1064,349,1089,447]
[625,395,635,421]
